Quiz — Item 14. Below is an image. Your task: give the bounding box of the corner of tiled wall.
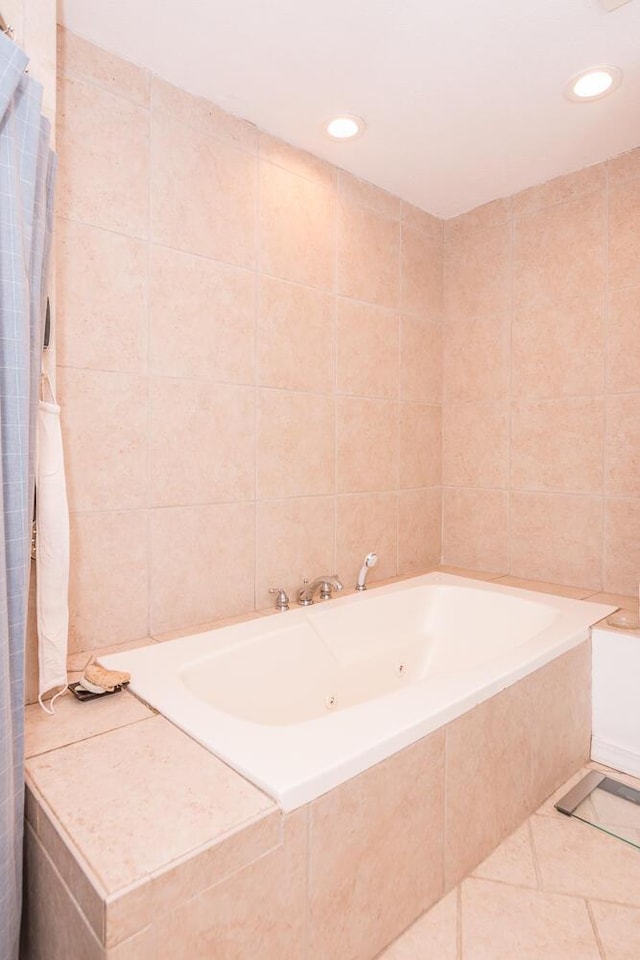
[442,152,640,594]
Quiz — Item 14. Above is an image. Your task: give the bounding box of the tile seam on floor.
[585,898,609,960]
[527,817,544,891]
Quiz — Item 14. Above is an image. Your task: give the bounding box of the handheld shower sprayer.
[355,552,378,591]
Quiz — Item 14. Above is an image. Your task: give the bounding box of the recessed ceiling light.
[565,66,622,102]
[326,115,366,140]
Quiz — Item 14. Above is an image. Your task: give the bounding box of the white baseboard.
[591,736,640,779]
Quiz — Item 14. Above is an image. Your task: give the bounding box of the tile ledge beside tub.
[21,566,631,960]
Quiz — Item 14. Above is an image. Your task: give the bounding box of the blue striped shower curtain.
[0,32,55,960]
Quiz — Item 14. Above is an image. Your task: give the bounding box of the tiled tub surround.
[23,571,612,960]
[100,572,614,810]
[54,27,443,668]
[442,153,640,595]
[54,23,640,676]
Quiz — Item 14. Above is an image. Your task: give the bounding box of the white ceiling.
[58,0,640,218]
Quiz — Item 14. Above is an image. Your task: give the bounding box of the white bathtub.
[102,573,614,810]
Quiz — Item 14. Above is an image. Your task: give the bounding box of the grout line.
[332,172,339,576]
[253,147,261,611]
[507,209,514,576]
[527,818,543,891]
[585,899,608,960]
[145,77,153,638]
[601,163,610,594]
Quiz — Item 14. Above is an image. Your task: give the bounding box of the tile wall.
[442,157,640,594]
[55,29,443,653]
[55,27,640,655]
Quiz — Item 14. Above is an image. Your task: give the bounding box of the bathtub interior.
[180,583,560,724]
[101,573,616,810]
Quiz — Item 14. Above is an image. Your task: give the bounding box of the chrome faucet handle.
[269,587,290,612]
[319,576,343,600]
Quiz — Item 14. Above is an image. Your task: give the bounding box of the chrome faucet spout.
[297,575,343,606]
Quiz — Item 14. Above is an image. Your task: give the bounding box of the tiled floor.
[379,764,640,960]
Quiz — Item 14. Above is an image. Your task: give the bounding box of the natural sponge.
[79,660,130,695]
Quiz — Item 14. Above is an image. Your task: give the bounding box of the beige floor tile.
[589,900,640,960]
[471,823,538,890]
[461,877,601,959]
[25,691,153,758]
[530,813,640,906]
[378,888,458,959]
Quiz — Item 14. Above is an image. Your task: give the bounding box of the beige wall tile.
[511,296,604,399]
[150,813,280,919]
[608,286,640,393]
[398,487,442,574]
[603,498,640,595]
[22,825,104,960]
[513,193,605,308]
[338,170,401,219]
[149,246,255,384]
[260,132,335,188]
[525,642,591,808]
[442,488,509,572]
[443,314,509,402]
[308,733,445,960]
[152,76,257,153]
[151,112,257,268]
[58,28,150,107]
[510,491,603,589]
[460,876,601,960]
[255,496,335,608]
[257,389,335,499]
[258,276,334,393]
[512,163,605,218]
[442,401,509,488]
[445,682,531,887]
[337,200,400,308]
[56,76,149,236]
[608,145,640,185]
[149,378,255,506]
[259,161,335,289]
[609,178,640,290]
[149,502,255,633]
[401,223,443,319]
[511,397,604,494]
[68,510,148,653]
[400,316,442,403]
[336,396,398,493]
[336,492,398,585]
[605,394,640,497]
[58,368,147,512]
[153,810,307,960]
[444,221,511,322]
[401,201,442,240]
[444,196,512,242]
[56,218,147,373]
[336,299,399,399]
[399,403,441,488]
